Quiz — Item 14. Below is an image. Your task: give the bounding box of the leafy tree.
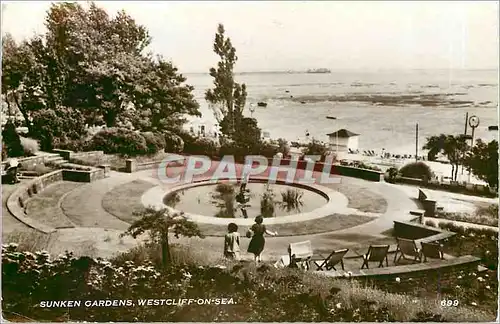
[121,208,205,267]
[1,121,24,157]
[205,24,247,139]
[131,58,200,132]
[399,162,433,180]
[423,134,468,181]
[464,139,498,188]
[2,2,200,149]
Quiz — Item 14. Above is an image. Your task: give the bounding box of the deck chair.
[361,245,390,269]
[312,248,349,271]
[288,240,314,270]
[393,238,421,264]
[421,242,444,262]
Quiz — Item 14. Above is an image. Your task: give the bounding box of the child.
[224,223,241,260]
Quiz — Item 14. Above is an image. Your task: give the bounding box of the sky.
[2,1,499,73]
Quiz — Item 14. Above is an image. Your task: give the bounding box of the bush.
[183,137,219,157]
[2,121,24,157]
[142,132,166,155]
[302,139,328,161]
[164,131,185,153]
[90,128,148,156]
[19,137,39,156]
[385,167,399,183]
[399,162,433,180]
[55,137,91,152]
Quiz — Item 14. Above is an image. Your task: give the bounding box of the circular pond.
[163,181,328,218]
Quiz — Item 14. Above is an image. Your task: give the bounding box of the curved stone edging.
[141,176,355,226]
[6,170,63,234]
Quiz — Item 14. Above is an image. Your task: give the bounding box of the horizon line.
[182,67,499,75]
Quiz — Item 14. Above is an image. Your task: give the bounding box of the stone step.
[45,156,66,163]
[60,163,92,171]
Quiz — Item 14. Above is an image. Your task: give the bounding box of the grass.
[24,182,82,228]
[195,214,375,237]
[101,179,157,223]
[3,230,52,253]
[433,203,498,227]
[331,183,388,213]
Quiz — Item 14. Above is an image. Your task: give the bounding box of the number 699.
[441,299,459,307]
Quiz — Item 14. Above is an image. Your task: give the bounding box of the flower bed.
[2,243,493,322]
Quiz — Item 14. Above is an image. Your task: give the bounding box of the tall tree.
[2,2,200,149]
[423,134,468,181]
[464,139,498,189]
[205,24,247,138]
[121,208,204,268]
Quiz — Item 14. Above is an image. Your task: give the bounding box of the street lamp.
[249,103,256,118]
[467,115,480,182]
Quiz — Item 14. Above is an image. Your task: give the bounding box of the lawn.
[434,203,498,227]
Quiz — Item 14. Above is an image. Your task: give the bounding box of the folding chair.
[361,245,390,269]
[421,242,444,262]
[288,241,313,270]
[393,238,421,264]
[312,248,349,271]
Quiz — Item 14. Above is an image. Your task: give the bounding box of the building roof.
[326,129,359,138]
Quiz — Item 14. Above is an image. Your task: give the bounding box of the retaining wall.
[124,155,384,182]
[6,168,105,234]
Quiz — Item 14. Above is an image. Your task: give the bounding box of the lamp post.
[249,103,256,118]
[467,115,480,182]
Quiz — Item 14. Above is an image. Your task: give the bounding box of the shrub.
[55,137,91,152]
[256,141,279,158]
[183,137,219,157]
[164,131,184,153]
[2,121,24,157]
[19,137,39,156]
[90,128,148,156]
[302,139,328,161]
[142,132,166,155]
[385,167,399,183]
[399,162,433,180]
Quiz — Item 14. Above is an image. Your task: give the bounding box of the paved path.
[3,164,418,260]
[42,165,417,259]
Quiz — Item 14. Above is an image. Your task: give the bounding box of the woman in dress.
[247,216,277,263]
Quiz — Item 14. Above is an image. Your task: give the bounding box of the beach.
[184,69,498,155]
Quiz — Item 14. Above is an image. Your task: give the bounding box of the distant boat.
[488,125,498,131]
[326,116,337,120]
[306,68,331,74]
[257,102,267,107]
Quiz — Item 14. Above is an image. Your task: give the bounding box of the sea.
[183,69,498,155]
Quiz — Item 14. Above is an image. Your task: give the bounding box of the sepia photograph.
[1,1,498,322]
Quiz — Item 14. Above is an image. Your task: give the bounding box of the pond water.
[163,182,328,218]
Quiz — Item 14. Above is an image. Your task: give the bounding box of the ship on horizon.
[306,68,331,74]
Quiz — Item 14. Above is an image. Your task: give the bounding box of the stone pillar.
[423,199,436,218]
[98,164,111,177]
[125,159,136,173]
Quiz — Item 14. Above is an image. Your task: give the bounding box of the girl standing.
[247,216,277,262]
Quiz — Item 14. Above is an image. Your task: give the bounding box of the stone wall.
[357,255,481,283]
[62,168,105,182]
[6,170,64,234]
[393,220,443,240]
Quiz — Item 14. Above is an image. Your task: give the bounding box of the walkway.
[37,164,418,260]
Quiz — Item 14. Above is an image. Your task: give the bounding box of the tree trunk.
[161,234,170,268]
[450,164,454,180]
[454,163,459,181]
[13,95,32,134]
